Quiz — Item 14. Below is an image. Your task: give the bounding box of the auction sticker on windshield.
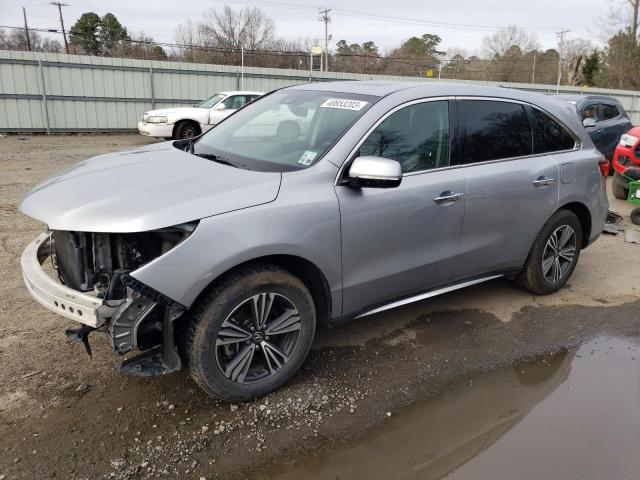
[320,99,369,111]
[298,151,317,166]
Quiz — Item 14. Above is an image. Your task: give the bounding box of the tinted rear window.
[602,103,620,120]
[460,100,532,164]
[531,108,576,154]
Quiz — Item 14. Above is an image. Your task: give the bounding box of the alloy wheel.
[215,293,302,384]
[541,225,577,284]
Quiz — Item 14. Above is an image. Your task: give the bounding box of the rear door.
[453,99,561,281]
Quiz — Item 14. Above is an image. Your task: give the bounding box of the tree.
[100,13,128,53]
[483,25,538,58]
[0,28,62,53]
[582,51,601,85]
[201,6,275,51]
[629,0,639,43]
[69,12,102,55]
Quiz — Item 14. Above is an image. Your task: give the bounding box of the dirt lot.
[1,134,639,480]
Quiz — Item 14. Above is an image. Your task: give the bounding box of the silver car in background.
[20,81,608,401]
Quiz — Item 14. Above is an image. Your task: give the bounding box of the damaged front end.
[21,222,197,376]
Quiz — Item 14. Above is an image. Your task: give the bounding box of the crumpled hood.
[20,142,282,233]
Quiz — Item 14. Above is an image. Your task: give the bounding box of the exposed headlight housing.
[146,116,168,124]
[620,134,639,147]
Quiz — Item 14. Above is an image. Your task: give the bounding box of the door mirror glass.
[582,117,597,128]
[347,156,402,188]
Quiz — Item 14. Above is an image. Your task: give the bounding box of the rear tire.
[612,174,629,200]
[186,264,316,402]
[174,120,201,140]
[517,210,582,295]
[631,208,640,226]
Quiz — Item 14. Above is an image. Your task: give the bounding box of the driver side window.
[222,95,246,110]
[359,101,450,174]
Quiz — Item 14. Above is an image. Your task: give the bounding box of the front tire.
[517,210,582,295]
[186,265,316,402]
[174,120,201,140]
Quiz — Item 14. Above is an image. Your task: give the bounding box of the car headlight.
[620,134,639,147]
[147,116,168,124]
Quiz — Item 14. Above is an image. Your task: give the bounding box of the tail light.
[598,158,610,178]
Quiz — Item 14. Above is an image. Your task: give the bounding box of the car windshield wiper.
[193,152,245,169]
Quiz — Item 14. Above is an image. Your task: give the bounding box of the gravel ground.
[0,134,639,480]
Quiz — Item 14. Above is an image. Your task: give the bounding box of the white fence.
[2,49,640,132]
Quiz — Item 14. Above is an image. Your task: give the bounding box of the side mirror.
[214,103,227,111]
[583,117,597,128]
[346,156,402,189]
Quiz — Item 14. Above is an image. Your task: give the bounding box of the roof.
[553,93,620,103]
[288,80,565,104]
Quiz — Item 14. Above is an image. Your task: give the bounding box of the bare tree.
[201,6,275,51]
[482,25,538,58]
[629,0,639,43]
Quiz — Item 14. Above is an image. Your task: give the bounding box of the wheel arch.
[557,201,592,248]
[189,254,332,326]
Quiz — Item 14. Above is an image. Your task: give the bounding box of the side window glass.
[222,96,245,110]
[602,104,620,120]
[580,103,599,121]
[459,100,532,164]
[359,101,450,174]
[531,108,576,154]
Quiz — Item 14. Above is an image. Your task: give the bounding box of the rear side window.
[530,108,576,154]
[602,103,620,120]
[460,100,532,164]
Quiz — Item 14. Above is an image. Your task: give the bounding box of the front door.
[336,99,466,315]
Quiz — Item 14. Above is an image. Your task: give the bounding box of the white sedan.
[138,91,264,140]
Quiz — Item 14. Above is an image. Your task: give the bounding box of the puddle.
[261,336,640,480]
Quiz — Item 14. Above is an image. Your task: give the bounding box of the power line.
[0,23,565,77]
[49,2,70,54]
[22,7,32,52]
[318,7,331,72]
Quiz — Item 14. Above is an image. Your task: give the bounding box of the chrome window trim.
[334,96,455,186]
[334,95,583,186]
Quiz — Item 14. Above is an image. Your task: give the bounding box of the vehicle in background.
[555,94,632,163]
[21,82,608,401]
[138,91,264,140]
[611,126,640,199]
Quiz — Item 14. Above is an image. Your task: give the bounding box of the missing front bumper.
[21,232,118,327]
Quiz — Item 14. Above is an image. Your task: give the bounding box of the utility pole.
[556,28,569,93]
[22,7,32,51]
[531,52,536,84]
[50,2,70,54]
[318,8,331,72]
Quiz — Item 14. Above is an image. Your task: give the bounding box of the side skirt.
[324,269,520,328]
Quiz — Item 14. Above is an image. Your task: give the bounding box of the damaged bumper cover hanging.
[22,232,185,376]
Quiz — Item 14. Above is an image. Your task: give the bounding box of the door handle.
[533,176,555,187]
[433,191,464,204]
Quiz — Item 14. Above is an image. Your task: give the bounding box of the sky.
[0,0,619,55]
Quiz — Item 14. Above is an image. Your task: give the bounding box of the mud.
[0,135,639,480]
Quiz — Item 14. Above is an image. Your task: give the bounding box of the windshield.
[192,90,378,171]
[197,94,225,109]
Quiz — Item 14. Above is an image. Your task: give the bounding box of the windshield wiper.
[194,152,244,169]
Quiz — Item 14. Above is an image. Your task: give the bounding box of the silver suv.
[20,82,609,401]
